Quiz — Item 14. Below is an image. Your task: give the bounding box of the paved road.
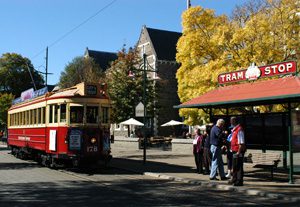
[0,147,298,207]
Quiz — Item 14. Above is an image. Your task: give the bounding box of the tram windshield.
[70,106,84,123]
[86,106,98,123]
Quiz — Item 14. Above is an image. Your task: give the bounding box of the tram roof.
[10,82,107,109]
[174,76,300,109]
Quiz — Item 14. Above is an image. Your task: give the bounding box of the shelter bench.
[245,152,281,180]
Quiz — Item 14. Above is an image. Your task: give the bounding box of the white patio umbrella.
[120,118,144,126]
[120,118,144,138]
[161,120,184,137]
[161,120,184,127]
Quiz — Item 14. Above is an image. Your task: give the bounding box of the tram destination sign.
[218,61,297,84]
[86,85,97,95]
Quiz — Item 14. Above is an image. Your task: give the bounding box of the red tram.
[7,82,112,167]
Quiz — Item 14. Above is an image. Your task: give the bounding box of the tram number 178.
[87,146,98,152]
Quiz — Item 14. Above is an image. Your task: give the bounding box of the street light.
[129,53,159,165]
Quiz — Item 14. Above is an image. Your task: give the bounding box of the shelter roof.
[175,76,300,108]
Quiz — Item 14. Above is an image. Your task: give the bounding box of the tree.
[0,53,44,97]
[176,0,300,124]
[59,56,104,88]
[0,93,14,128]
[106,47,155,124]
[176,6,230,125]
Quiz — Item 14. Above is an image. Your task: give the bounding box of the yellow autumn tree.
[176,0,300,124]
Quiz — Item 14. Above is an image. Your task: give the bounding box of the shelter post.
[209,108,212,123]
[283,113,288,169]
[288,102,294,184]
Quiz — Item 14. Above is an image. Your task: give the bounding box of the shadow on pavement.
[0,162,41,170]
[110,157,195,174]
[120,154,192,160]
[0,179,298,207]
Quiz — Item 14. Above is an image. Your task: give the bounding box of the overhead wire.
[30,0,118,60]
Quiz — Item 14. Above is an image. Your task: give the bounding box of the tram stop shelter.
[174,61,299,184]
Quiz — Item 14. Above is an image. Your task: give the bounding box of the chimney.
[187,0,191,9]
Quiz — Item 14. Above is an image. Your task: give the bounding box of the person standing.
[229,117,246,186]
[193,128,204,174]
[203,125,212,175]
[225,125,234,179]
[209,119,227,180]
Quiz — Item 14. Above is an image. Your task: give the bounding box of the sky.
[0,0,248,86]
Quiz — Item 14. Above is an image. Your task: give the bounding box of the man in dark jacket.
[209,119,227,180]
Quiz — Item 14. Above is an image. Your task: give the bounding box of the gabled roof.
[145,27,181,61]
[175,76,300,108]
[85,48,118,70]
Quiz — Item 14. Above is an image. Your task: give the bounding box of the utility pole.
[46,47,48,86]
[187,0,191,9]
[39,47,53,87]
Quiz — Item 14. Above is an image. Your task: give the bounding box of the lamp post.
[130,53,158,164]
[142,53,147,165]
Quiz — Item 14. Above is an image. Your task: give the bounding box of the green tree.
[0,53,44,97]
[59,56,104,88]
[0,93,14,128]
[106,47,155,124]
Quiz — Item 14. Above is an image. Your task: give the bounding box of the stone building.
[136,26,182,136]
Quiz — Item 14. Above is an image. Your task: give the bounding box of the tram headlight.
[90,137,97,144]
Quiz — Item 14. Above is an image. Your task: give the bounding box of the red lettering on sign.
[218,61,297,84]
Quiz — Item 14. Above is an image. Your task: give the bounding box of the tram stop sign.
[135,102,144,117]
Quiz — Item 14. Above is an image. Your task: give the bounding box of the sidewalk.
[111,146,300,202]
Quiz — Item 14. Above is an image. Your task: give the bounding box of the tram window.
[29,110,32,125]
[54,105,59,123]
[49,105,53,123]
[10,114,12,126]
[60,104,66,123]
[101,107,109,123]
[16,113,19,126]
[87,106,98,123]
[33,109,36,124]
[22,112,25,125]
[25,111,29,125]
[42,107,45,124]
[37,108,41,124]
[70,106,83,123]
